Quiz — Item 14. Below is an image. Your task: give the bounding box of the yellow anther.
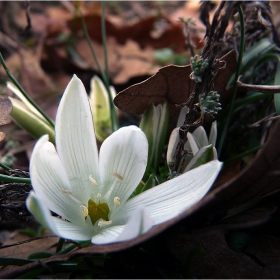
[114,197,121,205]
[61,188,72,194]
[98,220,112,227]
[111,172,123,181]
[80,205,89,217]
[89,175,98,187]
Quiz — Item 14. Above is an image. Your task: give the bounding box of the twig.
[0,235,57,249]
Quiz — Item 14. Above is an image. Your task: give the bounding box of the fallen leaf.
[0,230,58,260]
[167,231,280,278]
[210,119,280,213]
[69,13,187,52]
[0,132,6,142]
[211,160,241,190]
[0,95,12,142]
[0,96,12,126]
[74,37,157,84]
[114,49,237,118]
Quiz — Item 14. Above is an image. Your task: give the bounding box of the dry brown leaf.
[114,49,237,118]
[167,231,280,278]
[0,96,12,126]
[0,95,12,143]
[69,13,186,52]
[0,231,58,260]
[211,160,241,190]
[210,119,280,212]
[74,37,156,84]
[0,132,6,142]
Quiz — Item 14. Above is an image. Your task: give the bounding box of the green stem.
[0,52,55,129]
[218,5,245,157]
[56,238,65,253]
[224,144,263,164]
[80,12,106,84]
[101,1,109,86]
[0,162,11,171]
[101,1,119,131]
[0,174,31,184]
[80,9,119,131]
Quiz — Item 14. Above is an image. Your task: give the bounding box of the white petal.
[27,192,92,241]
[91,207,153,244]
[55,75,99,203]
[30,135,85,224]
[209,121,217,146]
[176,106,188,127]
[91,225,125,244]
[118,160,222,225]
[193,126,209,148]
[186,132,199,155]
[99,126,148,208]
[113,206,153,242]
[213,147,218,159]
[166,128,179,165]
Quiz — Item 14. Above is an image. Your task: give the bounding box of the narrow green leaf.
[0,257,34,266]
[140,102,169,174]
[56,238,65,253]
[185,145,215,172]
[27,251,54,260]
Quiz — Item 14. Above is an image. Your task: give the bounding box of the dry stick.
[0,235,57,250]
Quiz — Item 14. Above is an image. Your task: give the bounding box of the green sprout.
[199,91,222,115]
[190,55,209,83]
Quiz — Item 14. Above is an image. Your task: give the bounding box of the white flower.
[26,75,222,245]
[167,105,218,173]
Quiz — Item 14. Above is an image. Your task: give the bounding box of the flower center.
[62,173,123,227]
[87,198,110,226]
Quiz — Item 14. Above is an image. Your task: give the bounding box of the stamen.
[98,219,112,227]
[111,172,123,181]
[62,189,83,206]
[89,175,98,187]
[61,188,72,194]
[80,205,89,217]
[114,197,121,205]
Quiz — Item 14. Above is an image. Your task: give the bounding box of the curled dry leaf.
[114,49,237,118]
[210,119,280,213]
